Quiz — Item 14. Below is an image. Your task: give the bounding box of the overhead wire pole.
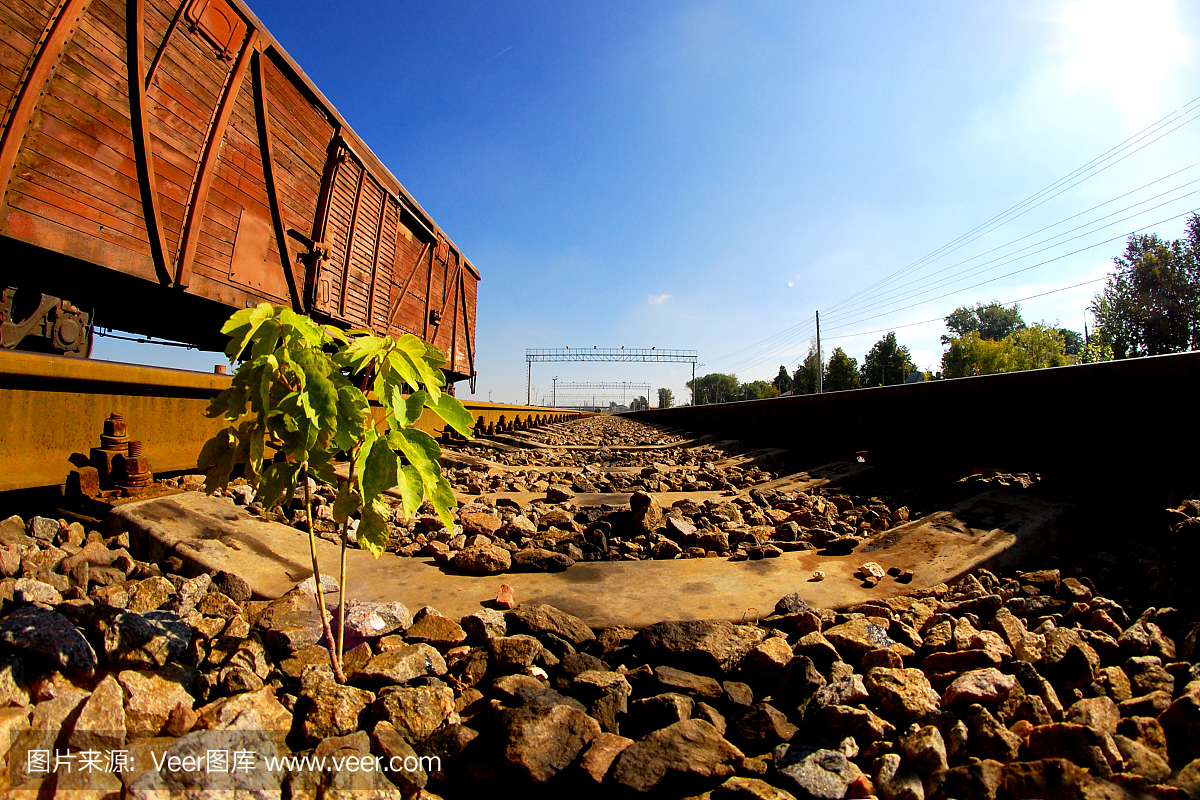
[816,310,823,394]
[525,348,698,407]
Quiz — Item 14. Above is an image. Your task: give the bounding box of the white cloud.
[648,293,673,304]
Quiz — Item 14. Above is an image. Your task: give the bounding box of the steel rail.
[0,351,586,493]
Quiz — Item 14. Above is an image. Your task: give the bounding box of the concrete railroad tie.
[112,491,1068,629]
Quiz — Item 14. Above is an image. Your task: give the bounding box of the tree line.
[680,215,1200,403]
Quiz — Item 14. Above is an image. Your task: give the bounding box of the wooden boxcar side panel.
[0,0,477,382]
[260,50,331,297]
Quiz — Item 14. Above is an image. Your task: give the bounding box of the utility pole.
[526,361,531,406]
[691,361,696,406]
[552,376,558,408]
[815,310,823,394]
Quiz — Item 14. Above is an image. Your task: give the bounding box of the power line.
[822,164,1200,323]
[821,277,1109,343]
[821,207,1199,334]
[821,185,1200,325]
[732,207,1198,376]
[824,94,1200,316]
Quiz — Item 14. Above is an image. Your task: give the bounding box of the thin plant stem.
[336,458,356,664]
[303,465,345,683]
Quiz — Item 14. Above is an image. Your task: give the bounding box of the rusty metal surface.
[0,0,478,381]
[629,352,1200,495]
[0,350,584,492]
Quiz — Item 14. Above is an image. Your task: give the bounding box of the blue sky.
[96,0,1200,405]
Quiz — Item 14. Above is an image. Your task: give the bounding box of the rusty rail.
[628,351,1200,498]
[0,351,588,492]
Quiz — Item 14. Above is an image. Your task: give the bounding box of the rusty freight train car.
[0,0,478,387]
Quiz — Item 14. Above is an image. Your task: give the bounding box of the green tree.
[942,323,1071,377]
[824,347,861,391]
[772,365,793,395]
[687,372,740,404]
[860,332,916,386]
[1055,328,1085,356]
[1090,219,1200,358]
[199,304,471,680]
[740,380,776,400]
[629,396,649,411]
[656,387,673,409]
[792,341,824,394]
[942,332,1022,377]
[942,302,1026,345]
[1012,324,1071,369]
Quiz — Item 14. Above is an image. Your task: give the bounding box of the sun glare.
[1058,0,1189,102]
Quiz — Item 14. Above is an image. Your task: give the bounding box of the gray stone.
[298,663,374,744]
[774,746,864,800]
[0,605,96,676]
[610,719,742,793]
[874,752,925,800]
[507,603,595,646]
[67,673,126,751]
[633,619,765,674]
[461,608,507,641]
[13,577,62,605]
[373,685,456,742]
[498,698,600,782]
[512,547,575,571]
[359,643,448,684]
[173,573,211,615]
[864,667,940,723]
[343,597,412,642]
[488,635,543,670]
[118,669,195,737]
[28,516,59,542]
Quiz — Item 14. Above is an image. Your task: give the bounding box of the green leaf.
[197,427,238,493]
[398,388,427,429]
[335,333,389,374]
[426,391,473,438]
[384,348,423,395]
[395,464,423,521]
[395,335,441,400]
[205,384,244,420]
[390,428,455,530]
[221,303,276,361]
[332,482,361,523]
[258,460,302,510]
[250,319,281,360]
[361,434,398,501]
[291,348,338,431]
[357,497,391,558]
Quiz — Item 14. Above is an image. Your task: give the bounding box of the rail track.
[0,349,587,494]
